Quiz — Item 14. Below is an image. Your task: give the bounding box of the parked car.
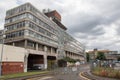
[31,64,44,70]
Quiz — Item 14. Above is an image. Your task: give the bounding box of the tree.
[62,57,76,63]
[96,52,106,60]
[86,53,90,62]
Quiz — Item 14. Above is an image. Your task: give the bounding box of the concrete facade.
[88,49,119,61]
[0,44,25,62]
[1,3,85,75]
[0,44,25,74]
[0,44,51,74]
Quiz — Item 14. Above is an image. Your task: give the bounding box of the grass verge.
[0,70,49,79]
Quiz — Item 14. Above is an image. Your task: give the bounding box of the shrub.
[92,67,120,79]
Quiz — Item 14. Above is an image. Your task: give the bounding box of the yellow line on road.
[79,72,91,80]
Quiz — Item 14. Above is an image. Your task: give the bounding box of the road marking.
[27,76,54,80]
[39,76,53,80]
[79,72,91,80]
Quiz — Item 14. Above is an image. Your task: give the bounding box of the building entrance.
[47,56,56,69]
[27,54,44,70]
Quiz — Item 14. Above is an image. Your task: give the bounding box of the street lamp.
[0,28,7,76]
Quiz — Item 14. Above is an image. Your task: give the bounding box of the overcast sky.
[0,0,120,51]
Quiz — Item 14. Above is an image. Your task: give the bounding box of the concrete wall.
[0,44,26,75]
[0,44,25,62]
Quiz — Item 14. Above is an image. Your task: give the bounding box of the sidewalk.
[82,71,119,80]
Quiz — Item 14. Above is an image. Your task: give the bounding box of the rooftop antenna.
[42,9,46,13]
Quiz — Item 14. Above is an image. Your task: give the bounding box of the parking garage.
[27,54,44,70]
[27,54,57,70]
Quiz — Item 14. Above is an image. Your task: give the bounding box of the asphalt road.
[27,64,90,80]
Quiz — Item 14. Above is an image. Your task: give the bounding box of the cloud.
[0,0,120,51]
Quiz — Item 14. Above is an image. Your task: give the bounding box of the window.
[27,13,56,34]
[27,41,34,47]
[5,21,25,31]
[6,4,27,17]
[6,30,24,39]
[5,13,27,24]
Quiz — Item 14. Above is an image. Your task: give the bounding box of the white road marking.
[27,76,54,80]
[39,76,53,80]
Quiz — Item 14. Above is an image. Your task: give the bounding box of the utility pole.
[0,29,7,76]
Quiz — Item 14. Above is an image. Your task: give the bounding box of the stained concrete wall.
[0,44,25,62]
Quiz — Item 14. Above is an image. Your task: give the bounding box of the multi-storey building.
[3,3,85,73]
[88,49,120,61]
[0,30,3,43]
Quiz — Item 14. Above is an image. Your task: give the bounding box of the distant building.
[87,49,119,61]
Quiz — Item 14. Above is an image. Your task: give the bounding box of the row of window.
[65,41,83,53]
[6,30,24,39]
[27,41,35,47]
[63,33,83,51]
[6,3,37,17]
[5,21,57,41]
[6,4,27,17]
[5,13,57,35]
[28,21,57,40]
[28,30,58,45]
[5,21,25,31]
[27,13,56,34]
[29,22,45,34]
[27,40,56,53]
[5,13,26,24]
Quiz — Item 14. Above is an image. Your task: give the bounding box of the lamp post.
[0,29,7,76]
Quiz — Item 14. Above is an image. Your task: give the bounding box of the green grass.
[0,70,50,79]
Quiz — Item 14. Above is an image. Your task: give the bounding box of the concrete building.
[0,30,3,43]
[1,3,85,74]
[88,49,120,61]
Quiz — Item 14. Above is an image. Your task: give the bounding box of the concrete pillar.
[73,53,75,59]
[56,49,59,59]
[51,47,53,54]
[66,52,67,57]
[43,46,48,69]
[24,53,29,72]
[44,55,47,69]
[24,40,27,49]
[12,42,15,46]
[71,53,73,58]
[36,43,38,50]
[44,46,47,52]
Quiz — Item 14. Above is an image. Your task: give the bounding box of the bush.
[92,67,120,79]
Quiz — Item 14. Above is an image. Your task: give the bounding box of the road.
[26,64,90,80]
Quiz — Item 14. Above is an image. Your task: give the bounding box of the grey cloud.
[67,13,105,36]
[115,22,120,35]
[1,0,120,51]
[61,0,120,40]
